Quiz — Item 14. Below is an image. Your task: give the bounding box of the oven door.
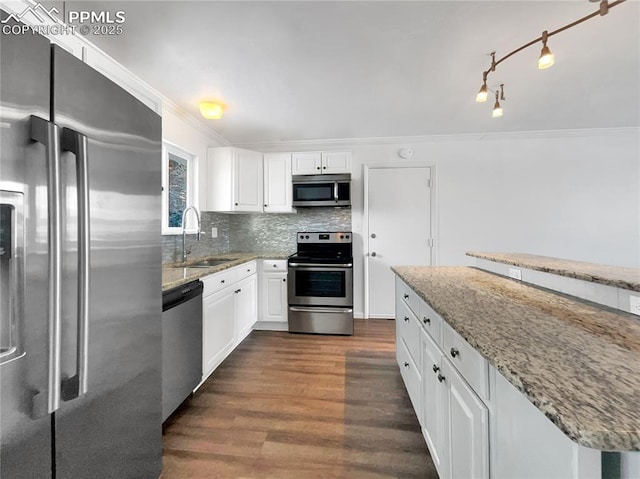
[288,264,353,307]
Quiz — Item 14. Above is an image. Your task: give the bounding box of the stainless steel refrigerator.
[0,12,163,478]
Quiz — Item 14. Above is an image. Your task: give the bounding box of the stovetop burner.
[289,231,353,265]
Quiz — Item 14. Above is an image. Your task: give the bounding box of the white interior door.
[367,167,431,318]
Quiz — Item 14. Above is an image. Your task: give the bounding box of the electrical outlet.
[508,268,522,280]
[630,295,640,316]
[211,227,218,238]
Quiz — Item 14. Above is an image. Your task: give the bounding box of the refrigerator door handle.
[30,116,62,415]
[60,127,90,401]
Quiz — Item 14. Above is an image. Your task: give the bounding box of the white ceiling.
[69,1,639,145]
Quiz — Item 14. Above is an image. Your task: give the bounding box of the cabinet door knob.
[403,316,409,322]
[403,294,409,299]
[437,373,446,383]
[283,278,286,282]
[316,166,321,170]
[404,362,409,368]
[450,348,460,358]
[221,279,225,283]
[247,269,251,272]
[423,317,431,325]
[322,166,327,170]
[235,202,238,206]
[371,252,377,257]
[273,264,277,268]
[432,364,440,374]
[264,204,267,207]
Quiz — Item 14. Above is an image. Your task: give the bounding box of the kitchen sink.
[184,258,237,268]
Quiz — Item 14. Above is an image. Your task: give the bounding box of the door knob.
[371,233,376,238]
[371,252,377,257]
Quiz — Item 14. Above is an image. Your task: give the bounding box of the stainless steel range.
[288,232,354,335]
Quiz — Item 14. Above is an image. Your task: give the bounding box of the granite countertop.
[393,265,640,451]
[162,251,291,291]
[467,252,640,292]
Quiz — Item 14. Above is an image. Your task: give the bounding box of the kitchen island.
[393,259,640,479]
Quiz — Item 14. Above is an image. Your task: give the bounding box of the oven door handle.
[289,306,354,314]
[289,262,353,268]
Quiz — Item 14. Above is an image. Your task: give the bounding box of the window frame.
[161,140,199,235]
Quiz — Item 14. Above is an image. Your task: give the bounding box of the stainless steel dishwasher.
[162,279,203,422]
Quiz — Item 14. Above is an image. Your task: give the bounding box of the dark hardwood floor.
[161,319,438,478]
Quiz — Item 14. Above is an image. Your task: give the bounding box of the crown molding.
[233,127,639,152]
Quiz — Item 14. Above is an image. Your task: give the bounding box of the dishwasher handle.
[162,280,203,312]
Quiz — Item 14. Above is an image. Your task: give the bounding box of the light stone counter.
[392,265,640,451]
[466,252,640,292]
[162,252,291,291]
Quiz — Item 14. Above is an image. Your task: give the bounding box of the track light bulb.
[476,82,488,102]
[538,45,554,69]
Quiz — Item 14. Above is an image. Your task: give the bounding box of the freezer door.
[0,13,54,479]
[51,46,162,478]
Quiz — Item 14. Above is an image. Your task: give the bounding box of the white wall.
[161,103,227,209]
[262,128,639,317]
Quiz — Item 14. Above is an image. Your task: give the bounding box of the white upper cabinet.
[292,151,351,175]
[263,153,294,213]
[321,151,352,174]
[207,147,264,213]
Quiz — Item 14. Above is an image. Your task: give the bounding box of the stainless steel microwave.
[292,174,351,207]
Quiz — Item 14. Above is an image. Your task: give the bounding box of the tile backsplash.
[163,208,352,263]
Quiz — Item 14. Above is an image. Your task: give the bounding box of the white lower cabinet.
[443,358,489,479]
[256,260,288,331]
[201,262,257,382]
[421,330,446,474]
[235,274,258,341]
[202,287,236,379]
[421,328,489,479]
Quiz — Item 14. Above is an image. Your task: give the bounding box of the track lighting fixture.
[476,73,489,102]
[538,31,554,69]
[492,84,505,118]
[476,0,626,117]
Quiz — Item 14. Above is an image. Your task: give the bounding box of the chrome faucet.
[181,206,201,263]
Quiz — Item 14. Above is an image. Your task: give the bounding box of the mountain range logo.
[1,3,60,24]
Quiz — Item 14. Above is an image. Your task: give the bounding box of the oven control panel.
[297,232,352,243]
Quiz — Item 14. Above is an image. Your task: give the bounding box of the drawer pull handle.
[423,317,431,325]
[221,280,225,284]
[273,264,277,268]
[403,362,409,368]
[432,364,439,374]
[403,294,409,299]
[403,316,409,322]
[437,373,446,383]
[450,348,460,358]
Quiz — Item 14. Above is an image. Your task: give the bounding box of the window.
[162,141,198,235]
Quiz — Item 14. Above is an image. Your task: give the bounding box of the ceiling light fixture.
[476,0,626,117]
[199,101,224,120]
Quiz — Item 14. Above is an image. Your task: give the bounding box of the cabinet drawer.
[396,278,420,317]
[396,299,421,365]
[419,300,443,345]
[262,259,287,272]
[202,268,237,297]
[398,337,422,416]
[442,322,489,401]
[237,260,257,280]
